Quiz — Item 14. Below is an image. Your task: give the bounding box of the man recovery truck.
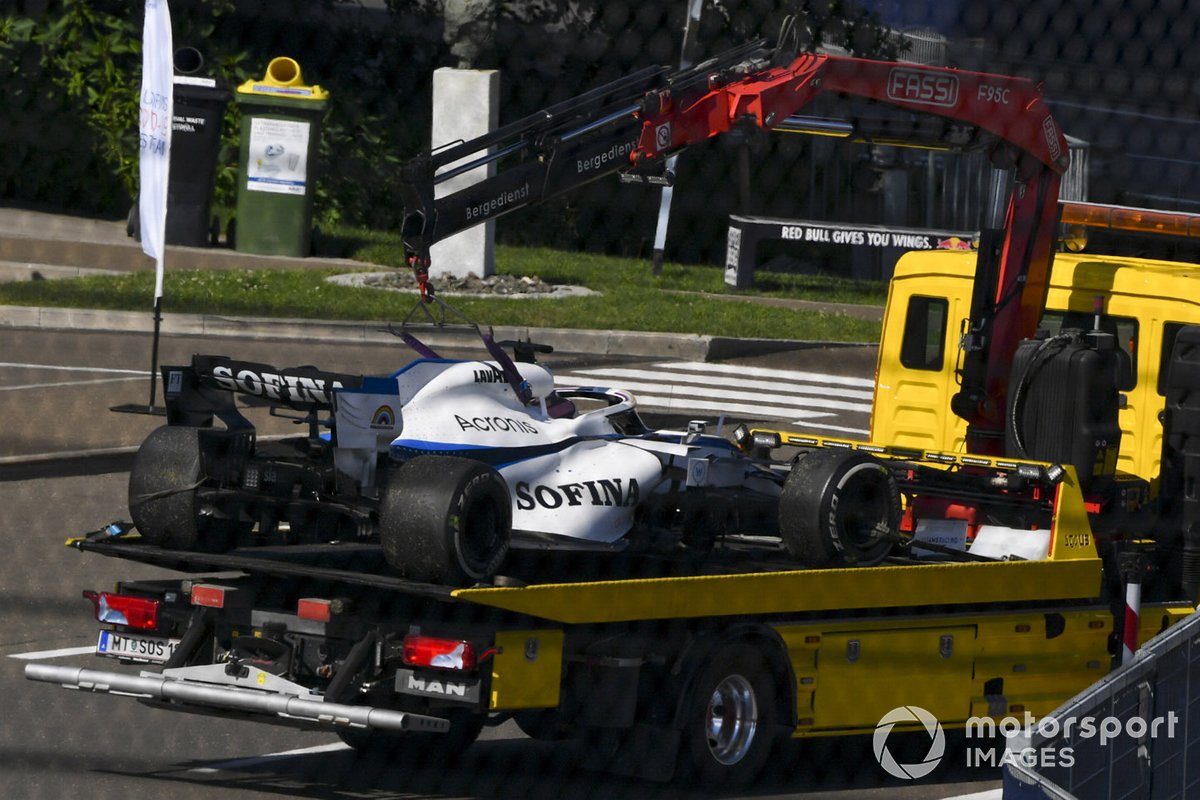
[24,40,1200,785]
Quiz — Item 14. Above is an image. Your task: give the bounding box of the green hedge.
[1,1,904,263]
[0,1,446,225]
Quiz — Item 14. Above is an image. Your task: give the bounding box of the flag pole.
[147,276,164,412]
[113,0,173,416]
[650,0,704,275]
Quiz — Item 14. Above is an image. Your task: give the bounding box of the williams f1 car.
[128,329,900,585]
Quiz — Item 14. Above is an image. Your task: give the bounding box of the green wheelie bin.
[232,57,329,256]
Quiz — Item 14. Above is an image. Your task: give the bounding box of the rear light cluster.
[403,635,478,671]
[84,591,159,631]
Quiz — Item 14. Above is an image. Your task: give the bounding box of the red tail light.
[402,635,477,671]
[83,591,159,630]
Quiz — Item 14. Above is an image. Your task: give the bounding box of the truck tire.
[513,708,574,741]
[379,455,511,585]
[680,649,777,786]
[779,449,900,567]
[129,426,208,550]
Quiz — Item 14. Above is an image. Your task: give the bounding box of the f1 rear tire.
[128,426,206,550]
[379,455,511,585]
[779,449,900,567]
[129,425,246,551]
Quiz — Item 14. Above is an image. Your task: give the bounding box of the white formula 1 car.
[129,330,899,585]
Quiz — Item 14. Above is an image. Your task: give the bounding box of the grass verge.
[0,239,884,343]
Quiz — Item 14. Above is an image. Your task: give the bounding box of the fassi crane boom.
[397,40,770,267]
[399,45,1071,454]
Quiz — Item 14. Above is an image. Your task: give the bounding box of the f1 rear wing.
[161,355,365,428]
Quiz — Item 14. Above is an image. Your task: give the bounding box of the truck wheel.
[379,455,511,585]
[779,449,900,567]
[513,708,574,741]
[680,649,777,786]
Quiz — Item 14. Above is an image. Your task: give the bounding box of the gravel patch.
[328,270,598,299]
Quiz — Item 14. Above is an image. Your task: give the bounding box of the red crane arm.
[634,53,1070,452]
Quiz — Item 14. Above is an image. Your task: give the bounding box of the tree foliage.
[2,0,905,255]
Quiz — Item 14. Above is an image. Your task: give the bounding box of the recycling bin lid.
[237,56,329,102]
[174,74,231,102]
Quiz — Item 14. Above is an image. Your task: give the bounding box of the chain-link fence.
[6,1,1195,269]
[3,4,1200,798]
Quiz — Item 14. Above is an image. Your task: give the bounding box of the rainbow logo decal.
[371,404,396,430]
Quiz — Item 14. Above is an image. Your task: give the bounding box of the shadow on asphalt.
[0,452,135,483]
[93,730,1002,800]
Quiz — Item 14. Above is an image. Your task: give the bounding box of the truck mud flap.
[24,663,449,734]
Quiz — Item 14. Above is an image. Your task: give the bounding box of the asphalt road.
[0,327,1002,798]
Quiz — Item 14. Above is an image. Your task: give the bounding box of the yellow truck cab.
[874,244,1200,486]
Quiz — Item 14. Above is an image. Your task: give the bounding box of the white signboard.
[724,225,742,284]
[246,117,309,195]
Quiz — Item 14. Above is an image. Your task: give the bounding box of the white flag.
[138,0,173,301]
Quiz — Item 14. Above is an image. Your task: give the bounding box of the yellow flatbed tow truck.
[25,38,1199,786]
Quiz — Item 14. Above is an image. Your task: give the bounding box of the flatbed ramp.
[1003,608,1200,799]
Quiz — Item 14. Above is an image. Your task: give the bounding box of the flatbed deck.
[74,535,1105,625]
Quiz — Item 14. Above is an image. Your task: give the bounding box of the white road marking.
[9,644,96,660]
[624,393,835,421]
[556,374,871,413]
[0,362,152,391]
[654,360,875,388]
[555,361,873,433]
[188,743,351,773]
[0,362,148,375]
[784,420,870,436]
[2,376,147,392]
[559,366,874,402]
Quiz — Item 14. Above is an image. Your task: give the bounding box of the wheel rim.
[845,479,886,546]
[838,464,893,550]
[461,493,503,570]
[705,674,758,765]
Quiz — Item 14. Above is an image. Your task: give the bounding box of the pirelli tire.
[779,449,900,567]
[129,425,233,551]
[379,455,511,585]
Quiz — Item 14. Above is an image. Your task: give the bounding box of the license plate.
[96,630,180,663]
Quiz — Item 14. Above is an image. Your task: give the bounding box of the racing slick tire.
[679,649,778,786]
[129,425,234,551]
[779,449,900,567]
[379,455,511,585]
